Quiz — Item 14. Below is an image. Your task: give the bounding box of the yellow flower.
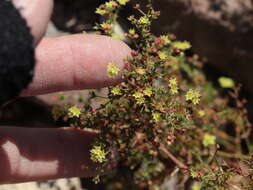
[186,89,194,100]
[133,92,145,104]
[139,16,149,24]
[158,51,167,60]
[90,145,107,163]
[172,41,191,50]
[169,77,178,86]
[128,28,136,35]
[111,87,121,95]
[152,112,161,122]
[136,68,145,75]
[117,0,129,5]
[170,86,179,95]
[192,91,201,105]
[68,106,81,118]
[133,92,143,98]
[107,62,120,78]
[203,133,216,147]
[185,89,201,105]
[144,88,152,97]
[136,97,145,104]
[95,8,106,15]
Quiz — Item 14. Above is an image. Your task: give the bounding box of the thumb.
[12,0,53,44]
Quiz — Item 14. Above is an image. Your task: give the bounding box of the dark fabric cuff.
[0,0,35,105]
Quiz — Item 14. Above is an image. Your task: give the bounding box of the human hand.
[0,0,130,184]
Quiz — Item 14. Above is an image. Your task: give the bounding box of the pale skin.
[0,0,131,183]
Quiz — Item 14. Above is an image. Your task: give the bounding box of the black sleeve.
[0,0,35,105]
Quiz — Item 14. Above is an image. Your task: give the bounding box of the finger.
[21,34,131,96]
[0,127,105,183]
[12,0,53,43]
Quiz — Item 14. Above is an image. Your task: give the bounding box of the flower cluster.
[185,89,201,105]
[53,0,253,189]
[133,91,145,104]
[169,77,179,95]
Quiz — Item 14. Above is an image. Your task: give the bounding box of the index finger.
[21,34,131,96]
